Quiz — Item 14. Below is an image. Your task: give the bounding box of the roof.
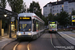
[18,13,36,17]
[0,7,17,18]
[43,0,75,7]
[18,13,45,23]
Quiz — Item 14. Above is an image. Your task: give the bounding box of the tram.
[16,13,45,40]
[48,21,57,33]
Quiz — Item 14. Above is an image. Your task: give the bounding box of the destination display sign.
[19,17,31,21]
[50,22,56,24]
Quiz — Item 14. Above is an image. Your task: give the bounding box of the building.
[43,0,75,17]
[0,6,18,37]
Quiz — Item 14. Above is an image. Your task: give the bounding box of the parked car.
[67,26,75,30]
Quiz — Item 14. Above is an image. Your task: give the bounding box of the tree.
[42,16,48,25]
[57,11,69,26]
[28,1,42,18]
[54,13,60,21]
[47,13,54,21]
[71,10,75,15]
[21,2,26,13]
[0,0,6,8]
[7,0,23,13]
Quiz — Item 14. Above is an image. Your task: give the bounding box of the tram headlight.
[18,32,21,35]
[28,33,31,35]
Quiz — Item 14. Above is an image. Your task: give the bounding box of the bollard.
[1,29,4,36]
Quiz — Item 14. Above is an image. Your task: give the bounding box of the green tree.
[42,16,48,25]
[47,13,54,21]
[7,0,23,13]
[71,10,75,15]
[57,11,69,26]
[21,2,26,13]
[0,0,6,8]
[28,1,42,18]
[54,13,60,21]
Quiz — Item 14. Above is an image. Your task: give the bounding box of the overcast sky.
[5,0,58,13]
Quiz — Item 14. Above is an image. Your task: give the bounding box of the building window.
[53,10,56,12]
[49,4,52,7]
[55,13,57,15]
[57,6,58,7]
[62,5,64,7]
[69,8,71,10]
[50,9,52,13]
[64,1,68,5]
[60,5,61,7]
[49,4,50,7]
[64,6,68,9]
[53,10,54,12]
[69,12,71,15]
[57,10,58,12]
[53,7,54,9]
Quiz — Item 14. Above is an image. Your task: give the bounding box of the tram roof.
[18,13,36,17]
[18,13,45,23]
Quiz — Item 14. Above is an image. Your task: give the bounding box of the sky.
[5,0,57,13]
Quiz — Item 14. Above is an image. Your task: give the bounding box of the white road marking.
[60,32,74,50]
[59,32,75,40]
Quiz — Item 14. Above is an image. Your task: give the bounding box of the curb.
[1,39,16,50]
[58,32,75,45]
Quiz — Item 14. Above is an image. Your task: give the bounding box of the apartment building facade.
[43,0,75,17]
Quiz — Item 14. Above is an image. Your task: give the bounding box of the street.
[2,31,75,50]
[0,0,75,50]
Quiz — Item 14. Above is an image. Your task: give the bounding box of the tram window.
[33,20,39,31]
[33,19,44,31]
[19,24,31,31]
[19,21,32,31]
[38,22,40,30]
[33,19,36,31]
[36,22,39,31]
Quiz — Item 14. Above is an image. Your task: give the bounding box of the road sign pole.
[72,22,73,26]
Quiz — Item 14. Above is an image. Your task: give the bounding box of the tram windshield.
[19,21,31,31]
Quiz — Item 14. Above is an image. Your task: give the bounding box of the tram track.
[1,33,57,50]
[2,40,18,50]
[55,33,75,50]
[13,42,20,50]
[13,41,31,50]
[2,39,32,50]
[50,33,75,50]
[50,33,59,50]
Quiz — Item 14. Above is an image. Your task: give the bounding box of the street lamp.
[4,14,11,38]
[4,14,7,17]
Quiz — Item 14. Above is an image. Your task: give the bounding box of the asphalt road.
[2,31,75,50]
[51,33,75,50]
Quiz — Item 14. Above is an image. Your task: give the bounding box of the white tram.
[16,13,45,39]
[48,21,57,33]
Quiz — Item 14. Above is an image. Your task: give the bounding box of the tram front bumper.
[17,35,32,39]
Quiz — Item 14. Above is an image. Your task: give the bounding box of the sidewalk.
[0,33,16,50]
[58,31,75,45]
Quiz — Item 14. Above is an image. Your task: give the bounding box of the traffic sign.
[11,17,15,21]
[72,20,75,22]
